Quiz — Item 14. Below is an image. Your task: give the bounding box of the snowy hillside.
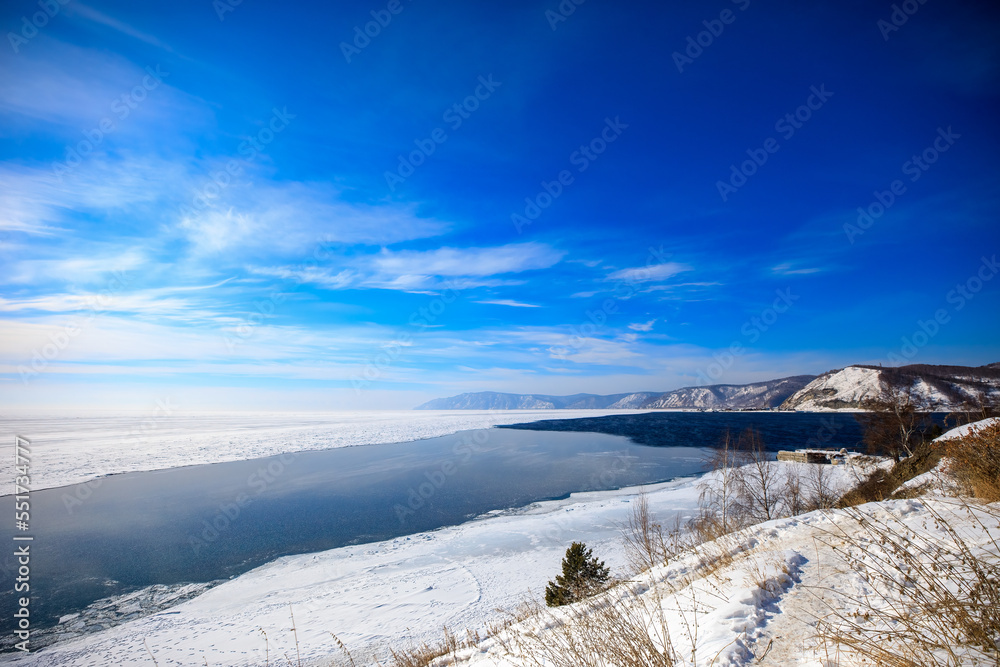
[416,377,815,411]
[450,497,998,667]
[414,392,648,410]
[643,376,815,410]
[608,392,661,408]
[781,362,1000,411]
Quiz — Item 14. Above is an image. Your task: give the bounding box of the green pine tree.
[544,541,611,607]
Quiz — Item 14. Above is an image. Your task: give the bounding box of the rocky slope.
[642,375,815,410]
[414,391,652,410]
[415,376,815,410]
[780,362,1000,410]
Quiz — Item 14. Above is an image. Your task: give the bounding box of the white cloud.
[475,299,540,308]
[68,4,179,54]
[373,242,563,278]
[251,242,565,293]
[607,262,692,283]
[250,265,356,290]
[628,319,656,332]
[0,40,206,133]
[0,249,148,287]
[772,262,822,275]
[176,180,450,258]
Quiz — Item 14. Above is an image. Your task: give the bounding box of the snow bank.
[934,416,1000,442]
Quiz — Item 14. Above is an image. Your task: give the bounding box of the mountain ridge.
[417,363,1000,411]
[415,375,815,411]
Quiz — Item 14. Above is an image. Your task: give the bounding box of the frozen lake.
[0,409,900,655]
[0,426,709,645]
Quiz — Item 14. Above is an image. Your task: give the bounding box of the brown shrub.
[944,420,1000,502]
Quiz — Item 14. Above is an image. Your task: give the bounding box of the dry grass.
[494,584,682,667]
[944,420,1000,502]
[837,445,941,508]
[813,498,1000,666]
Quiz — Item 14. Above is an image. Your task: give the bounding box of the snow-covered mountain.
[415,376,815,411]
[414,391,652,410]
[642,376,815,410]
[780,363,1000,411]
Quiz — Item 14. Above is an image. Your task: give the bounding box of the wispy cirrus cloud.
[474,299,540,308]
[177,181,449,258]
[373,243,564,278]
[606,261,692,283]
[249,242,564,293]
[771,262,823,276]
[67,3,180,54]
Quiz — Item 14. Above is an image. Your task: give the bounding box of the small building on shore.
[777,448,850,465]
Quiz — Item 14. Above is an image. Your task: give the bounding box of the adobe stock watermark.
[885,254,996,366]
[394,429,491,524]
[18,270,133,384]
[672,0,751,73]
[61,398,179,514]
[51,66,169,180]
[189,451,299,555]
[7,0,72,53]
[843,126,960,244]
[179,107,294,219]
[223,291,286,352]
[223,234,343,351]
[531,450,639,549]
[549,244,669,360]
[877,0,929,41]
[384,75,502,192]
[544,0,586,30]
[351,279,465,393]
[511,116,628,233]
[696,287,799,385]
[716,84,833,202]
[213,0,245,21]
[340,0,413,63]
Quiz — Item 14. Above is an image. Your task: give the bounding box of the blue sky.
[1,0,998,410]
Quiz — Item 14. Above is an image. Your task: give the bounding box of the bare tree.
[699,431,745,535]
[807,461,838,510]
[947,389,1000,427]
[784,468,806,516]
[621,492,667,574]
[856,383,928,462]
[734,428,781,522]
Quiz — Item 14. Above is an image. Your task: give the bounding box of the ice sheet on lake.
[0,410,643,492]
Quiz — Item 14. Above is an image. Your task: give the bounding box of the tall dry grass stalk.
[944,420,1000,502]
[494,585,681,667]
[813,498,1000,666]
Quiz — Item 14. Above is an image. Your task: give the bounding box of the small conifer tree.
[544,541,610,607]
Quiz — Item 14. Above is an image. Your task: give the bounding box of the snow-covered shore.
[1,460,874,666]
[5,415,993,666]
[0,410,645,492]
